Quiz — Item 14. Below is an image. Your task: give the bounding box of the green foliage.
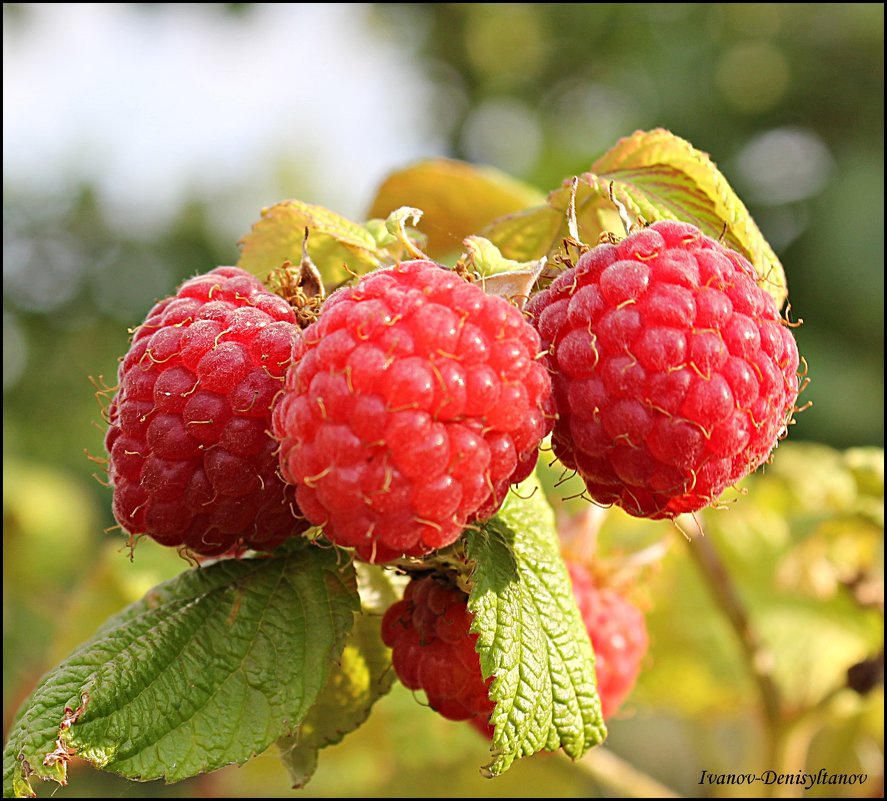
[467,478,606,776]
[277,565,399,789]
[3,64,884,795]
[367,158,544,258]
[237,199,385,285]
[485,129,788,307]
[3,543,359,797]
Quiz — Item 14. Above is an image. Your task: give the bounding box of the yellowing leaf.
[549,129,788,307]
[368,159,545,258]
[480,204,564,262]
[238,200,384,287]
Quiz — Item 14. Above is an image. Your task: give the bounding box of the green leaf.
[466,478,606,776]
[549,129,788,307]
[277,612,395,789]
[3,543,358,797]
[459,236,546,306]
[480,204,564,262]
[238,200,385,286]
[277,563,400,788]
[461,235,540,278]
[368,159,545,258]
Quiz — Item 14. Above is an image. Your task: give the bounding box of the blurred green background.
[4,4,883,798]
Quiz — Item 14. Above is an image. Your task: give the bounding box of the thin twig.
[680,517,782,730]
[568,747,682,798]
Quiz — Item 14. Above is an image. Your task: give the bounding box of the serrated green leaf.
[277,610,395,789]
[466,478,606,776]
[368,159,545,258]
[547,129,788,307]
[3,543,358,797]
[277,563,400,788]
[238,200,385,286]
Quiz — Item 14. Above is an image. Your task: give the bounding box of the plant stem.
[681,517,784,770]
[568,747,682,798]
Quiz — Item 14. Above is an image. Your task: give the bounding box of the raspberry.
[381,575,494,732]
[567,562,647,719]
[105,266,307,556]
[527,220,800,518]
[273,260,552,563]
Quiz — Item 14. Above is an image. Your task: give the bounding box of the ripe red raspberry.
[381,575,494,733]
[567,562,647,719]
[105,266,307,556]
[273,260,552,563]
[527,220,800,518]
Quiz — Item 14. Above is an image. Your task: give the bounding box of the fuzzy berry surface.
[273,260,551,563]
[567,562,647,719]
[527,220,800,518]
[381,575,494,734]
[105,266,306,556]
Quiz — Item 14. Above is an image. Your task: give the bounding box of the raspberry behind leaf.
[105,266,307,556]
[567,562,648,719]
[528,220,801,519]
[381,575,494,732]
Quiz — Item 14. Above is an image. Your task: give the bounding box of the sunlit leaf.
[480,204,564,262]
[3,542,358,797]
[548,129,788,306]
[368,159,545,258]
[238,200,385,286]
[466,477,606,776]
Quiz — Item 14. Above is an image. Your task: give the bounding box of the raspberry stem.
[680,516,783,758]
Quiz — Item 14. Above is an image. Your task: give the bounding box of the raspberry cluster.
[273,259,552,563]
[567,562,648,719]
[381,575,494,734]
[105,267,306,555]
[528,220,800,518]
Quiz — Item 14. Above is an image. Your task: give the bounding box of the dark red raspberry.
[381,575,494,732]
[527,220,801,518]
[273,260,552,563]
[105,266,307,556]
[567,562,647,719]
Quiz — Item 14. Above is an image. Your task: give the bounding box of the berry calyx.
[527,220,801,518]
[105,266,307,556]
[567,561,648,719]
[381,574,494,733]
[273,259,552,563]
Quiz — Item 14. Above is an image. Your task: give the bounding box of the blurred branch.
[569,747,682,798]
[681,518,782,730]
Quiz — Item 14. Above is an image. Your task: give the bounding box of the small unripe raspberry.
[567,562,648,718]
[527,220,801,518]
[105,266,307,555]
[273,260,552,563]
[381,575,494,732]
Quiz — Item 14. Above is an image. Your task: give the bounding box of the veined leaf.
[368,159,545,258]
[480,204,564,262]
[466,478,606,776]
[238,200,384,286]
[277,563,399,788]
[3,543,358,797]
[550,129,788,306]
[277,612,394,789]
